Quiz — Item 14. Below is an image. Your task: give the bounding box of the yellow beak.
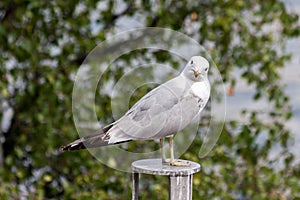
[194,70,200,77]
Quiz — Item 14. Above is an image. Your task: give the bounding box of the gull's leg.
[160,138,167,164]
[168,135,190,166]
[169,135,175,162]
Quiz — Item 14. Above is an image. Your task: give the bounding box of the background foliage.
[0,0,300,199]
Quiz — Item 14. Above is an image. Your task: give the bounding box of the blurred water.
[226,37,300,163]
[283,38,300,161]
[278,0,300,160]
[280,44,299,159]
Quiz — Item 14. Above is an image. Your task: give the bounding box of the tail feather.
[60,131,109,151]
[60,126,132,151]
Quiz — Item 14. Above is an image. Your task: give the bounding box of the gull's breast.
[189,81,210,114]
[191,81,210,101]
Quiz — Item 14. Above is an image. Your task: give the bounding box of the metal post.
[132,172,139,200]
[132,159,200,200]
[169,175,193,200]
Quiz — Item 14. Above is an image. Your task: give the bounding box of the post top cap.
[132,159,200,176]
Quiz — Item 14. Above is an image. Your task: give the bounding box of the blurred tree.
[0,0,299,199]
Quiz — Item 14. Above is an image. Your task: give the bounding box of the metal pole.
[132,159,200,200]
[169,175,193,200]
[132,172,139,200]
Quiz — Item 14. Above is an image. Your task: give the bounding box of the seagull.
[61,56,210,166]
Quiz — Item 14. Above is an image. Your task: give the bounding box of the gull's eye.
[191,60,193,64]
[205,67,208,72]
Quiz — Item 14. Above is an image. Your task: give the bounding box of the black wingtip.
[59,140,86,151]
[59,145,68,151]
[46,144,83,157]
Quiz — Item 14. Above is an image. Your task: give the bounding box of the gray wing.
[106,76,204,143]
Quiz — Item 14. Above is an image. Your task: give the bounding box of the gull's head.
[182,56,209,82]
